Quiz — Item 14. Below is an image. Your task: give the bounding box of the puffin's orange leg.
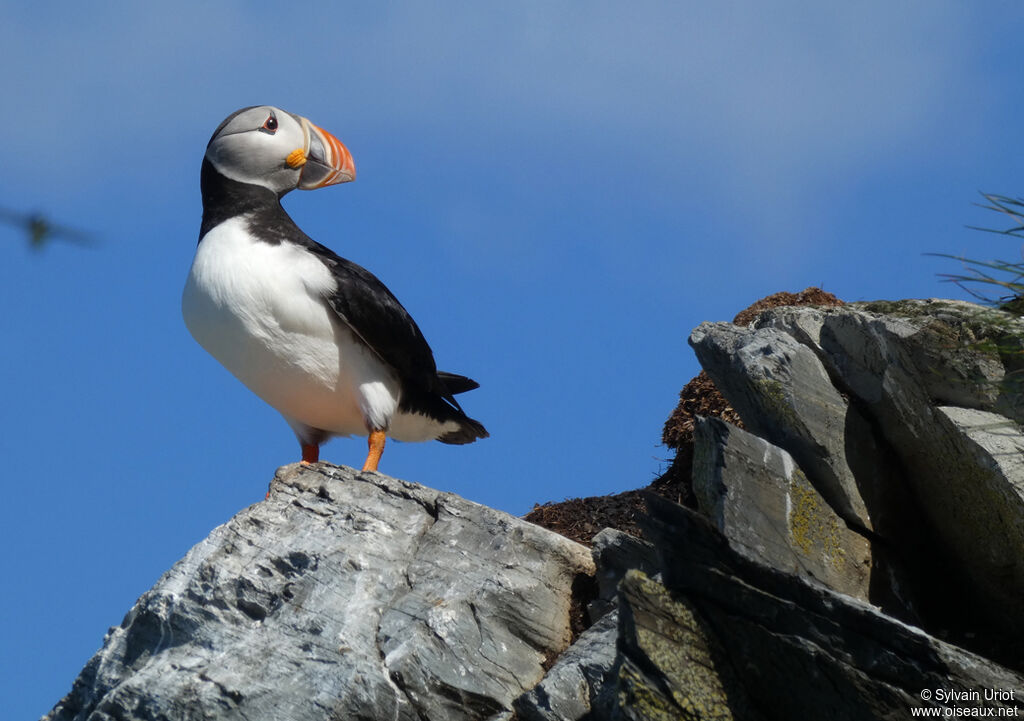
[362,430,386,472]
[301,443,319,465]
[268,442,319,500]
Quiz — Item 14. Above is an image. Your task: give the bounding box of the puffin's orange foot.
[362,430,386,472]
[301,443,319,465]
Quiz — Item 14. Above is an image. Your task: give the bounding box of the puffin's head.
[205,106,355,196]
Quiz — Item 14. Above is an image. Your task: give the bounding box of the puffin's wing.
[303,241,463,407]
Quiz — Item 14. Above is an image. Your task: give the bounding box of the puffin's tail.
[438,370,488,444]
[400,371,489,444]
[438,415,489,445]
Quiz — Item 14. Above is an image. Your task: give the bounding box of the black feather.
[438,371,480,395]
[200,160,487,441]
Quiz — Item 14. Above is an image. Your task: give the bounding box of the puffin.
[182,106,488,472]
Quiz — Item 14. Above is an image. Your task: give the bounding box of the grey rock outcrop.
[621,496,1024,721]
[692,415,872,600]
[688,321,873,529]
[691,299,1024,661]
[513,529,661,721]
[513,608,619,721]
[44,463,594,721]
[44,296,1024,721]
[518,296,1024,721]
[519,493,1024,721]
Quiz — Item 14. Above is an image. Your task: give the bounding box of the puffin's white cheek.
[266,166,301,195]
[206,143,255,186]
[207,136,296,194]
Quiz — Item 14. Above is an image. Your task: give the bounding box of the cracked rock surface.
[691,299,1024,660]
[43,463,594,721]
[518,297,1024,720]
[43,296,1024,721]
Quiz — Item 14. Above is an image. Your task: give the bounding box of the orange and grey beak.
[294,117,356,189]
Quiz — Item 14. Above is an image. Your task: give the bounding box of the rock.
[589,528,661,621]
[522,484,1024,721]
[513,529,659,720]
[458,296,1024,720]
[938,406,1024,479]
[773,302,1024,651]
[690,299,1024,662]
[44,463,594,721]
[933,405,1024,610]
[42,294,1024,721]
[853,299,1024,420]
[634,495,1024,721]
[600,570,761,721]
[689,321,872,529]
[513,609,619,721]
[691,416,872,601]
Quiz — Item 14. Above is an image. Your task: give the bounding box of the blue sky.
[4,3,1024,717]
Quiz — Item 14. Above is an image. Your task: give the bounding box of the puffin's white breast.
[181,215,399,435]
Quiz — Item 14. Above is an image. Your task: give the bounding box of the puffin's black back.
[198,157,481,426]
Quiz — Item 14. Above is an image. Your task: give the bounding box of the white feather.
[182,215,441,440]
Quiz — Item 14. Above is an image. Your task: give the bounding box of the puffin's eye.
[260,115,278,134]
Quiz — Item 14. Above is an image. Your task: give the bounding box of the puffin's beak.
[295,117,356,189]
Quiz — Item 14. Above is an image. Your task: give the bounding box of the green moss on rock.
[613,571,747,720]
[787,470,847,571]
